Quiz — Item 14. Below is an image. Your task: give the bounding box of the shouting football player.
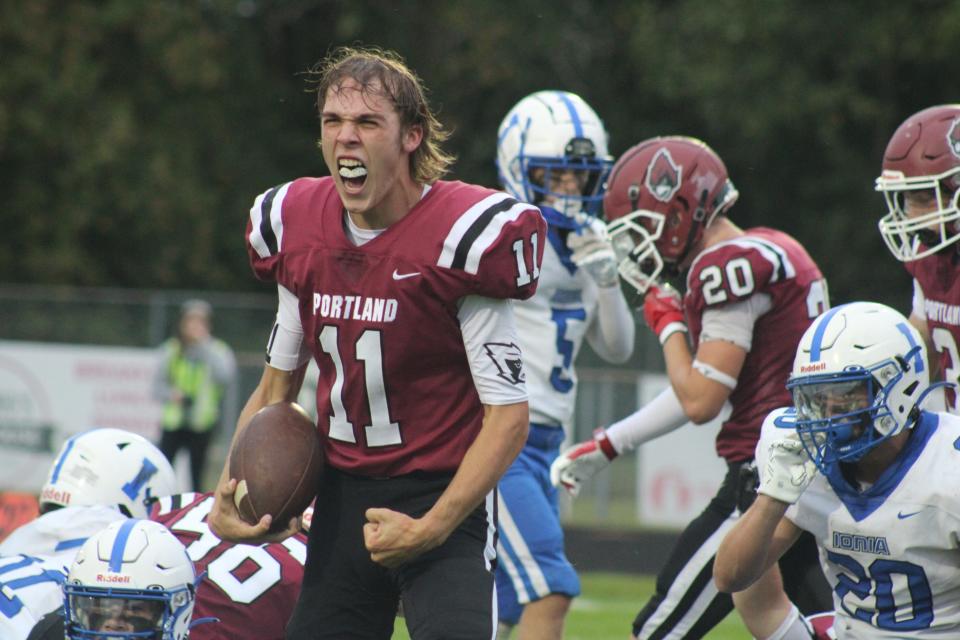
[551,136,833,639]
[493,91,635,639]
[716,301,960,638]
[208,46,546,639]
[875,104,960,415]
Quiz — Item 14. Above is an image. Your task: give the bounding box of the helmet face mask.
[876,104,960,261]
[607,209,667,293]
[789,369,896,472]
[787,302,929,475]
[497,91,613,220]
[66,591,174,637]
[64,519,197,640]
[603,137,738,292]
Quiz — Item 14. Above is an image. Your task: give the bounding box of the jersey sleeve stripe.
[718,237,795,282]
[437,192,514,269]
[248,182,292,259]
[461,201,540,275]
[451,199,518,271]
[747,237,795,280]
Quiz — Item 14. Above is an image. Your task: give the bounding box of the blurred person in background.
[875,104,960,415]
[715,302,960,639]
[493,90,634,640]
[153,299,237,491]
[551,136,833,639]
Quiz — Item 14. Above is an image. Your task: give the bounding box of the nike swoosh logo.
[392,269,421,280]
[897,510,922,519]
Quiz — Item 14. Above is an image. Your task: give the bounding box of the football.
[229,402,323,532]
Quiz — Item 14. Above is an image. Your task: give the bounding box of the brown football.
[229,402,323,532]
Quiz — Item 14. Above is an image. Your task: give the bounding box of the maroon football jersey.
[906,251,960,412]
[150,493,307,640]
[247,178,545,476]
[684,228,828,462]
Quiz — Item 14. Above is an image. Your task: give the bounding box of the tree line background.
[2,0,958,313]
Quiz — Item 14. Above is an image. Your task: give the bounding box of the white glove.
[550,429,619,497]
[757,430,818,504]
[567,217,620,288]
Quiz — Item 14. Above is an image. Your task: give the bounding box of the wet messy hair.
[311,46,455,184]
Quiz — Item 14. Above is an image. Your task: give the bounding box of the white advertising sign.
[0,340,162,492]
[635,373,729,529]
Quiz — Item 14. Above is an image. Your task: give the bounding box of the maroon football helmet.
[876,104,960,261]
[604,136,738,292]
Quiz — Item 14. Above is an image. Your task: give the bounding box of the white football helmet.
[63,519,197,640]
[41,429,177,518]
[496,90,613,220]
[786,302,929,472]
[875,104,960,261]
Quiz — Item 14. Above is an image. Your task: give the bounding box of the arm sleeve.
[265,285,312,371]
[699,292,772,351]
[912,278,926,318]
[604,385,691,453]
[585,284,636,363]
[458,295,528,405]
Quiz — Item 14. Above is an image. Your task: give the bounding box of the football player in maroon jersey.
[150,493,307,640]
[876,105,960,415]
[550,137,832,639]
[207,47,546,639]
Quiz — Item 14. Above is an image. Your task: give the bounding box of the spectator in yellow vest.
[152,299,237,490]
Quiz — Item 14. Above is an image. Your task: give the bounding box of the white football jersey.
[779,410,960,638]
[0,506,126,639]
[0,505,125,558]
[0,553,71,639]
[513,225,601,428]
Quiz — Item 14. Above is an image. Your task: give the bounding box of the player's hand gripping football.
[208,475,299,544]
[757,429,818,505]
[643,282,687,345]
[550,428,619,497]
[567,216,620,288]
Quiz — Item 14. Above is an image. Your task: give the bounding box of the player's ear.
[402,123,423,154]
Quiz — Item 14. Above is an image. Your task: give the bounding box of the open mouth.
[338,158,367,191]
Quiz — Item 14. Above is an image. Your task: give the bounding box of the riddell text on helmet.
[40,487,71,504]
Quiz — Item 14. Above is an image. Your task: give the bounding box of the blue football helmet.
[496,90,613,220]
[786,302,929,473]
[63,519,197,639]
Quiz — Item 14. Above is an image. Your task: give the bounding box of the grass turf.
[392,572,751,639]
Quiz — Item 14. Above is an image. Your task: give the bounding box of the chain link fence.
[0,284,671,528]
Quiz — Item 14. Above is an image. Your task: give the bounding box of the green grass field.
[391,572,751,639]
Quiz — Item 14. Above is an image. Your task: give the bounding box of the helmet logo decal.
[645,147,682,202]
[948,118,960,159]
[121,457,160,500]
